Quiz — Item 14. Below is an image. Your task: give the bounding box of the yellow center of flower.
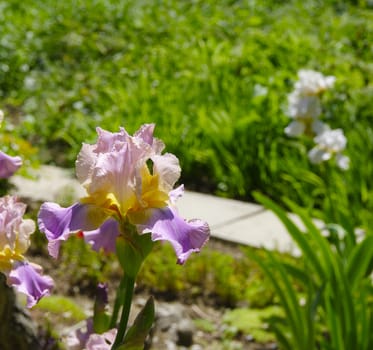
[81,164,169,222]
[0,245,24,272]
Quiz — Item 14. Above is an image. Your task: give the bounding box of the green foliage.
[34,295,87,322]
[250,193,373,350]
[57,235,116,295]
[0,0,372,228]
[118,297,154,350]
[223,306,282,343]
[138,242,275,307]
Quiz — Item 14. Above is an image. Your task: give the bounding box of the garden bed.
[27,236,279,350]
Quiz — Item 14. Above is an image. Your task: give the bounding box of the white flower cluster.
[284,69,349,170]
[285,69,335,137]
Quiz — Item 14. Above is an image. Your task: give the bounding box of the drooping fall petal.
[8,261,53,308]
[38,202,107,258]
[137,206,210,264]
[83,219,120,254]
[0,151,22,178]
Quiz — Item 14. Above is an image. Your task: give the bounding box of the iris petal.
[9,261,53,308]
[0,151,22,178]
[38,202,107,258]
[137,206,210,264]
[83,219,120,254]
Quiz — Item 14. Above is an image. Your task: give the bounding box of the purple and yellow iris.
[38,124,209,264]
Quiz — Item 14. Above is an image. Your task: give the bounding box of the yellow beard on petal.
[0,246,24,272]
[132,166,169,211]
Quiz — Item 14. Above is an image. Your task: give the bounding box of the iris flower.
[284,70,335,138]
[294,69,336,96]
[308,128,350,170]
[38,124,209,264]
[65,318,116,350]
[0,195,53,307]
[0,110,22,178]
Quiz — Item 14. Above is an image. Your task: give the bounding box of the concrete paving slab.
[177,191,264,228]
[212,210,300,255]
[10,165,85,202]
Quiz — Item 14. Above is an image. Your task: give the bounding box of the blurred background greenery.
[1,0,372,229]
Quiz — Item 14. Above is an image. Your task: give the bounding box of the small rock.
[176,319,195,347]
[156,303,185,332]
[244,334,254,342]
[191,345,203,350]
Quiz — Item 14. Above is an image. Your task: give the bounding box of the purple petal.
[137,207,210,264]
[65,318,94,349]
[83,219,120,254]
[8,261,53,308]
[134,123,155,146]
[95,283,109,309]
[0,151,22,178]
[38,202,105,258]
[85,328,117,350]
[169,185,184,204]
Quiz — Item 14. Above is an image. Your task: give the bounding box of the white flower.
[284,120,305,137]
[308,129,349,170]
[295,69,336,96]
[284,69,335,138]
[335,154,350,170]
[314,128,347,153]
[287,91,321,119]
[285,118,329,137]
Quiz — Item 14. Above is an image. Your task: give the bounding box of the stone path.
[10,165,303,254]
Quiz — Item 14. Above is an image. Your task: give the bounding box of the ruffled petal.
[38,202,106,258]
[8,261,53,308]
[152,153,181,192]
[85,328,117,350]
[76,143,96,187]
[169,185,184,204]
[83,218,120,254]
[137,207,210,264]
[0,151,22,178]
[308,147,331,164]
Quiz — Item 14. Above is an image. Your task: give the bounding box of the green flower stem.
[112,274,136,349]
[110,277,126,329]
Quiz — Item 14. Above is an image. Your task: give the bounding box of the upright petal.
[169,185,185,205]
[152,153,181,192]
[137,207,210,264]
[8,261,53,308]
[0,196,34,257]
[0,151,22,178]
[76,143,96,187]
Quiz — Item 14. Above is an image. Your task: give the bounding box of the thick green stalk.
[112,274,136,349]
